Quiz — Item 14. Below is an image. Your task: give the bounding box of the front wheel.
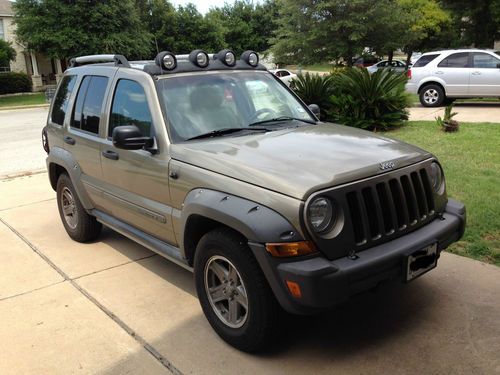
[194,228,281,352]
[419,84,445,107]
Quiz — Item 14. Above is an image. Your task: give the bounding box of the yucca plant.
[435,104,459,132]
[328,68,410,131]
[291,72,335,119]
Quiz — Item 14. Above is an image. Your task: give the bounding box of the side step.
[92,209,193,272]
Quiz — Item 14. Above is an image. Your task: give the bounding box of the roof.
[422,49,497,55]
[0,0,13,16]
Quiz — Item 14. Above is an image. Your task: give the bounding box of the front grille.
[346,168,435,246]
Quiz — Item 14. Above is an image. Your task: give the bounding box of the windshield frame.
[154,70,318,143]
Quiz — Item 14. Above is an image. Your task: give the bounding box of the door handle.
[102,150,119,160]
[471,71,481,75]
[63,136,75,145]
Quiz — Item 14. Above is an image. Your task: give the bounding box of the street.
[0,107,48,179]
[0,175,499,374]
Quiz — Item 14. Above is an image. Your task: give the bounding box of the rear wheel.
[56,173,102,242]
[194,228,281,352]
[419,84,445,107]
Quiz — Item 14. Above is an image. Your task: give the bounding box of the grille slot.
[345,167,436,249]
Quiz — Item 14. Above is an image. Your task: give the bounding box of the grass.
[0,93,46,108]
[381,121,500,266]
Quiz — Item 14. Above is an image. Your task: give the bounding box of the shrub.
[291,72,335,119]
[0,39,16,67]
[0,72,32,95]
[327,68,410,131]
[435,104,459,132]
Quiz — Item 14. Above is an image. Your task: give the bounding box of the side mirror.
[308,104,321,118]
[112,125,155,151]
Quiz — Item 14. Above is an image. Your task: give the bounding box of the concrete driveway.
[0,107,49,179]
[0,174,499,374]
[409,102,500,122]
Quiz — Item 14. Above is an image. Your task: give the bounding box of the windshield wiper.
[185,127,269,141]
[248,116,316,127]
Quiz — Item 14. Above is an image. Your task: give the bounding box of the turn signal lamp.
[265,241,317,258]
[286,280,302,298]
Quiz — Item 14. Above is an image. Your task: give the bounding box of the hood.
[170,123,431,200]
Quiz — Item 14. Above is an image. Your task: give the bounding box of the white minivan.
[406,49,500,107]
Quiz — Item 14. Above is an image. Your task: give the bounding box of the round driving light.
[216,49,236,66]
[162,54,176,70]
[308,197,334,233]
[241,50,259,67]
[429,162,444,193]
[189,49,209,68]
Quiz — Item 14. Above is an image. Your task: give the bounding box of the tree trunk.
[405,50,412,68]
[388,50,394,63]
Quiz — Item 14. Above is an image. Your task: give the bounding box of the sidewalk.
[410,102,500,122]
[0,174,499,374]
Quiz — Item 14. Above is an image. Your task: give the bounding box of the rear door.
[98,71,176,244]
[436,52,471,96]
[64,70,114,206]
[469,52,500,96]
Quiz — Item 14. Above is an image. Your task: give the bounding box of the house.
[0,0,64,91]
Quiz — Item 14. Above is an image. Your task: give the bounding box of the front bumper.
[250,199,465,315]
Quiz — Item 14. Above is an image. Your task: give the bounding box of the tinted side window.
[109,80,153,137]
[72,76,108,134]
[472,53,500,68]
[51,75,77,125]
[438,53,470,68]
[413,54,440,67]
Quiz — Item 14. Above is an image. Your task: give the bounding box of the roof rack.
[69,54,130,68]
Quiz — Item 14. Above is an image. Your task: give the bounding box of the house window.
[0,19,5,40]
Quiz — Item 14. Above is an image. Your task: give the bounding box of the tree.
[0,40,16,67]
[14,0,152,60]
[207,0,279,54]
[440,0,500,48]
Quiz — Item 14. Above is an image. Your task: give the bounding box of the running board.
[92,209,193,272]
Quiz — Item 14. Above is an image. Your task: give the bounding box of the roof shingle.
[0,0,14,16]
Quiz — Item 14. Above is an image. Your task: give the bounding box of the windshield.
[156,71,315,142]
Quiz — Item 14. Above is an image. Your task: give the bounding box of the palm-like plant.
[435,104,459,132]
[328,68,410,131]
[291,72,335,118]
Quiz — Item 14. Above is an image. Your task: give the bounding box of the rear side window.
[51,75,77,125]
[109,80,153,137]
[71,76,109,134]
[438,53,470,68]
[472,53,500,68]
[413,54,440,67]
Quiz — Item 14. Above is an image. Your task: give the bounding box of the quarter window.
[438,53,470,68]
[413,54,440,67]
[71,76,108,134]
[109,80,153,137]
[472,53,500,69]
[51,75,77,125]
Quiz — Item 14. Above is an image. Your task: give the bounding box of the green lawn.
[382,121,500,266]
[0,93,46,108]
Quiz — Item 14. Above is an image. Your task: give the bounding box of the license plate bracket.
[405,243,438,282]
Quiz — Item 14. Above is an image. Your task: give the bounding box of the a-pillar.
[30,52,43,91]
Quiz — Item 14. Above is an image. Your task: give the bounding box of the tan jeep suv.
[43,50,466,352]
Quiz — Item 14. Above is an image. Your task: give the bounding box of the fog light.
[189,49,209,68]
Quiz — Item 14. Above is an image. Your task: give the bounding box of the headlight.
[429,162,444,193]
[308,197,334,232]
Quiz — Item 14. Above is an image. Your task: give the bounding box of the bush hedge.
[0,72,33,95]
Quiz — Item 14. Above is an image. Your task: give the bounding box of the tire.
[56,173,102,242]
[444,98,456,105]
[419,84,445,107]
[194,228,281,352]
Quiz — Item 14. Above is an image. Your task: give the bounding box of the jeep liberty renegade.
[42,50,466,352]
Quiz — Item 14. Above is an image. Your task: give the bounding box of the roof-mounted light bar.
[241,50,259,67]
[189,49,210,68]
[217,49,236,67]
[155,51,177,70]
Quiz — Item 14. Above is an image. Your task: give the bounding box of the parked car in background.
[367,59,407,74]
[406,49,500,107]
[269,68,297,86]
[353,55,380,67]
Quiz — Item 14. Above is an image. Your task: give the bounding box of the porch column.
[55,58,63,84]
[30,52,43,91]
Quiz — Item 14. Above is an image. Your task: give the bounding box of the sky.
[170,0,262,14]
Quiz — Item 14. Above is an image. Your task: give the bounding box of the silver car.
[367,59,407,74]
[406,49,500,107]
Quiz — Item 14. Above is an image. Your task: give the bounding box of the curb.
[0,104,50,111]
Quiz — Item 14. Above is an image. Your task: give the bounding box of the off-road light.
[189,50,209,68]
[429,162,445,194]
[217,49,236,66]
[241,50,259,67]
[155,51,177,70]
[308,197,334,233]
